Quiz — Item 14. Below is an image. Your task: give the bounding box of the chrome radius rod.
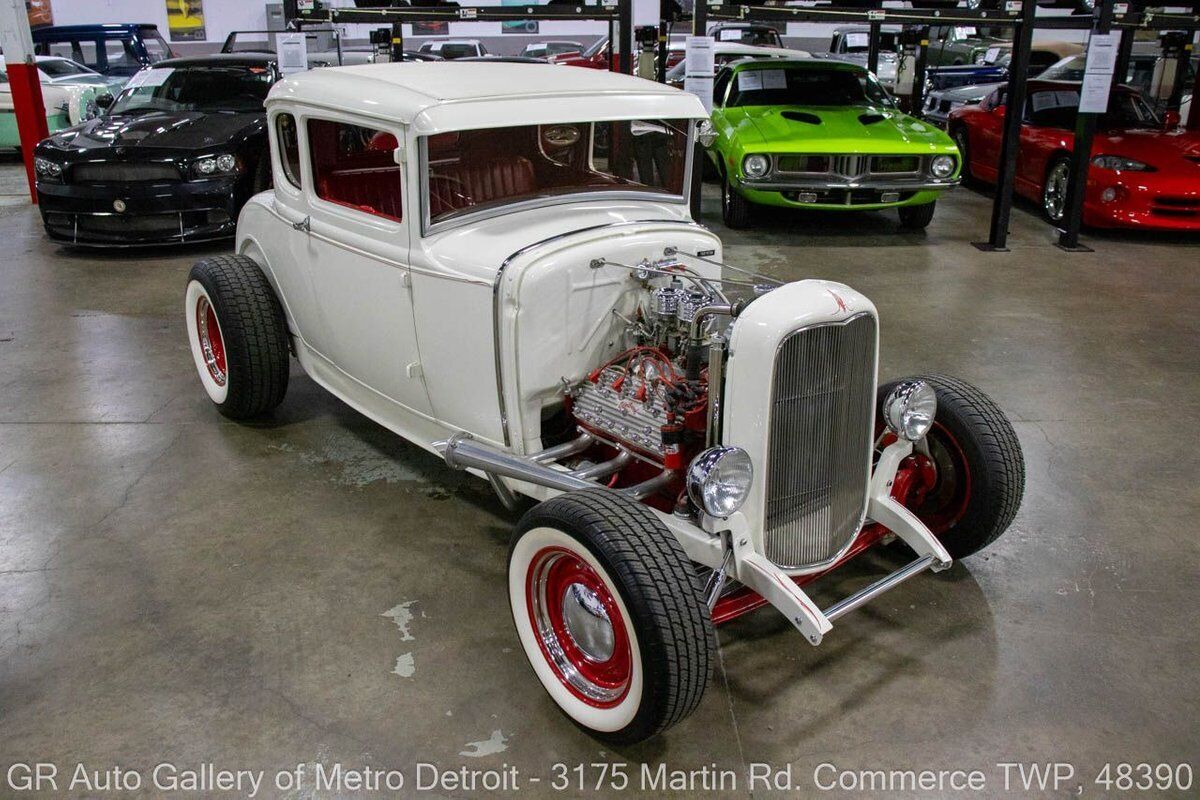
[663,246,783,287]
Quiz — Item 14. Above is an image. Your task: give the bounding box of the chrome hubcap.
[561,583,615,662]
[1044,164,1069,222]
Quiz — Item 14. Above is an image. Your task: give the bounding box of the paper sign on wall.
[277,33,310,75]
[683,36,716,112]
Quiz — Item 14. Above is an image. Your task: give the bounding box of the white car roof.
[269,62,708,133]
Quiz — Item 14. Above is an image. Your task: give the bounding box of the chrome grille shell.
[762,313,877,569]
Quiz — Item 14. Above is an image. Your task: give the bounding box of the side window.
[276,114,302,189]
[106,39,141,71]
[307,118,403,222]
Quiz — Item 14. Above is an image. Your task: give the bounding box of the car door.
[973,89,1007,181]
[273,112,432,417]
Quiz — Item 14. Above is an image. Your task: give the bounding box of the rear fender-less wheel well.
[236,237,297,344]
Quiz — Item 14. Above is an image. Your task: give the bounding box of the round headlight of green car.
[743,154,770,179]
[931,155,956,179]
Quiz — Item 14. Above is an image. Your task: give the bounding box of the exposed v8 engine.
[569,272,720,472]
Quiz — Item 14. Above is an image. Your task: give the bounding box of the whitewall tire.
[185,255,290,419]
[508,490,713,744]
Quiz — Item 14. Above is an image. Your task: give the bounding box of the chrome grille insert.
[764,313,876,569]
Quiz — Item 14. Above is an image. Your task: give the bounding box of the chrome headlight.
[687,446,753,518]
[931,155,956,179]
[1091,155,1155,173]
[697,119,717,148]
[34,156,63,180]
[742,154,770,179]
[883,380,938,442]
[192,154,240,178]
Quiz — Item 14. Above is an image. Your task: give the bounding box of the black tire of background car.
[898,201,937,229]
[951,127,975,187]
[721,176,753,229]
[1043,156,1072,224]
[188,256,290,419]
[877,375,1025,560]
[510,489,714,745]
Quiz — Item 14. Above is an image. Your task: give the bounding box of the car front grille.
[70,162,181,183]
[1151,195,1200,217]
[773,154,926,180]
[763,313,876,569]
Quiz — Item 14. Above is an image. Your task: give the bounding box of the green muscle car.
[705,58,962,230]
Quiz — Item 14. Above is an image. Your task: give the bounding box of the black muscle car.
[33,54,277,246]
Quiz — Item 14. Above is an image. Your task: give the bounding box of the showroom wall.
[44,0,622,55]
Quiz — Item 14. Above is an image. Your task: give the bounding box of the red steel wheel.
[878,375,1025,559]
[194,294,228,387]
[526,546,633,708]
[509,490,712,744]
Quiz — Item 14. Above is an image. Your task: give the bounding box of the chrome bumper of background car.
[742,178,959,192]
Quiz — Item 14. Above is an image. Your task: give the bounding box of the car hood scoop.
[858,112,887,126]
[781,110,822,125]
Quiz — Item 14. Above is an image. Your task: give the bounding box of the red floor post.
[2,0,50,202]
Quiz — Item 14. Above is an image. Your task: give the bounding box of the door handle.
[292,215,311,233]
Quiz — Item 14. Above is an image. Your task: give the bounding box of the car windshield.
[423,119,692,226]
[1025,87,1161,130]
[841,32,898,53]
[109,64,274,115]
[581,38,607,59]
[726,65,892,107]
[667,52,782,82]
[715,27,782,47]
[39,58,96,78]
[439,43,479,59]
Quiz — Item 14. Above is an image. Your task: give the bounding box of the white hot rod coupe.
[184,63,1024,744]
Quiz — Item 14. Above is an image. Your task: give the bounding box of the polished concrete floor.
[1,158,1197,798]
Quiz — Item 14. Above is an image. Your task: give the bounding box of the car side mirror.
[1163,110,1180,130]
[991,105,1006,119]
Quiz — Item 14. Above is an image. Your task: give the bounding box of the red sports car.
[948,80,1200,230]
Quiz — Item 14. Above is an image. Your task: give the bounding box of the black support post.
[282,0,299,27]
[1166,34,1192,112]
[1056,0,1117,252]
[867,18,881,76]
[689,0,709,219]
[974,0,1036,252]
[1189,38,1200,130]
[1112,25,1134,92]
[910,26,929,117]
[391,22,404,62]
[656,10,669,84]
[618,0,633,75]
